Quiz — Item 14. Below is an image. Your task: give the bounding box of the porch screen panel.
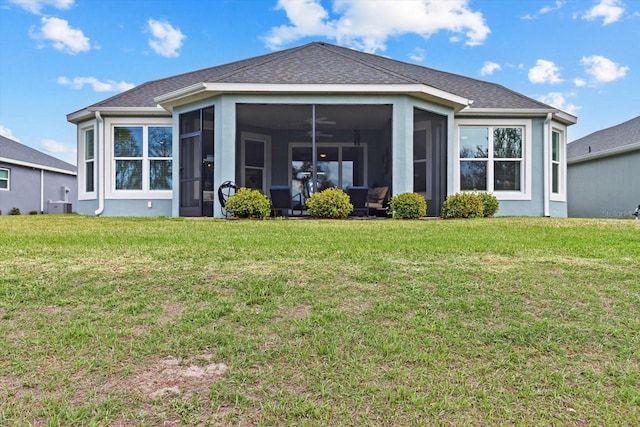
[179,135,200,208]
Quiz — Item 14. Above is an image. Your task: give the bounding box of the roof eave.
[67,106,171,124]
[154,83,471,112]
[457,107,577,125]
[568,141,640,164]
[0,157,77,175]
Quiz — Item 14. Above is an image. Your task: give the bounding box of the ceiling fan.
[301,116,336,125]
[296,130,334,138]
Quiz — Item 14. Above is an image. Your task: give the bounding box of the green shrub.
[9,207,21,215]
[476,192,499,217]
[29,210,38,215]
[224,187,271,219]
[305,187,353,219]
[441,192,484,219]
[388,192,427,219]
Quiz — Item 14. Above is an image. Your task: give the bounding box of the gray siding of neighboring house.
[0,162,77,215]
[567,150,640,218]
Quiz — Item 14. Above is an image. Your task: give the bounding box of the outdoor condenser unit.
[48,201,72,214]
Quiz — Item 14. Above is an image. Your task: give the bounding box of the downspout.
[543,113,552,217]
[94,111,105,216]
[40,169,44,213]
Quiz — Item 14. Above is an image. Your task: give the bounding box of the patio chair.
[348,186,369,217]
[270,186,305,217]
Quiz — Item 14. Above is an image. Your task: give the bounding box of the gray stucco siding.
[568,150,640,218]
[0,162,77,214]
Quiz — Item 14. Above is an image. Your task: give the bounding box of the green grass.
[1,215,639,425]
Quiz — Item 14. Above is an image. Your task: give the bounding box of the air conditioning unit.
[48,201,72,214]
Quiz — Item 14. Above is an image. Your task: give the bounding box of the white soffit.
[154,83,471,112]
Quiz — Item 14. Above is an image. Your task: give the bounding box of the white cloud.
[147,19,186,58]
[30,16,90,54]
[581,55,628,82]
[0,125,21,142]
[57,76,135,92]
[538,92,580,116]
[582,0,624,25]
[528,59,564,84]
[264,0,490,53]
[522,0,565,19]
[409,47,425,62]
[41,138,73,154]
[574,78,587,87]
[8,0,73,15]
[480,61,501,76]
[540,0,565,14]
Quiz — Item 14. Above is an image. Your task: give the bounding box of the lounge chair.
[270,186,305,217]
[348,186,369,217]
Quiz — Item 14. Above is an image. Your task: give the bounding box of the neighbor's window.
[113,126,172,191]
[459,126,523,192]
[84,128,95,193]
[0,167,9,190]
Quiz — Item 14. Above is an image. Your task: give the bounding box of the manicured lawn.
[1,215,639,425]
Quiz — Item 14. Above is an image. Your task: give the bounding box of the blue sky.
[0,0,638,165]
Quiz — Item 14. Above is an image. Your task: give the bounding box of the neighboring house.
[0,135,77,214]
[567,115,640,218]
[66,41,576,218]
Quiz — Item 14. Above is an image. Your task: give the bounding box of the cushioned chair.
[348,186,369,217]
[270,186,305,217]
[367,186,389,216]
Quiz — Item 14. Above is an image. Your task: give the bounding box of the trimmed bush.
[441,192,484,219]
[9,207,21,215]
[477,192,499,217]
[388,192,427,219]
[224,187,271,219]
[305,187,353,219]
[29,210,38,215]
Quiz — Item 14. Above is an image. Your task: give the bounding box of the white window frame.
[0,167,9,191]
[454,118,532,200]
[105,117,173,199]
[550,125,567,202]
[78,122,96,200]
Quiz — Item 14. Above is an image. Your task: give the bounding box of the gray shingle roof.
[567,115,640,159]
[0,135,76,173]
[80,42,553,112]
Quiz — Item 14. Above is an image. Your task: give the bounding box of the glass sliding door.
[290,143,366,202]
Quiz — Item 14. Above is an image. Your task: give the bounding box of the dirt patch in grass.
[133,355,228,399]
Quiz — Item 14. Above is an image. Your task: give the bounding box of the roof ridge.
[205,43,314,83]
[314,42,422,84]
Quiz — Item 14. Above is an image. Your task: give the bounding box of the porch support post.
[391,98,413,196]
[214,97,236,218]
[311,104,317,194]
